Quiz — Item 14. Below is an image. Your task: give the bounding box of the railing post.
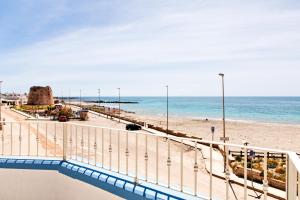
[109,129,112,170]
[10,122,13,155]
[125,131,129,175]
[156,136,159,184]
[135,132,138,183]
[81,127,84,162]
[28,123,30,156]
[180,139,184,192]
[194,141,198,196]
[63,123,68,161]
[244,145,248,200]
[298,173,300,200]
[94,128,97,166]
[69,125,73,159]
[118,130,120,173]
[263,151,269,200]
[36,123,39,156]
[19,123,22,156]
[209,143,213,199]
[45,123,48,156]
[145,135,148,181]
[88,127,90,164]
[225,145,230,200]
[75,125,77,160]
[167,138,172,188]
[287,153,298,200]
[101,128,104,168]
[54,123,57,157]
[1,123,4,155]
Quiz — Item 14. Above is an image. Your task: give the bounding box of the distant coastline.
[57,97,138,104]
[85,100,138,104]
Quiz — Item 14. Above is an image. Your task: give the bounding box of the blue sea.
[73,97,300,124]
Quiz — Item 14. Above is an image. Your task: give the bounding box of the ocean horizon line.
[59,95,300,98]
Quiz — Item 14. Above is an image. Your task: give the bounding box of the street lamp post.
[98,89,101,116]
[218,73,226,172]
[0,81,2,122]
[69,89,71,105]
[80,89,82,108]
[117,88,120,123]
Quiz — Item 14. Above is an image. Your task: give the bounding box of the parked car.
[126,124,142,131]
[58,115,68,122]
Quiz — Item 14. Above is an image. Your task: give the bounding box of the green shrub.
[59,107,73,118]
[235,155,242,162]
[247,162,252,168]
[253,163,263,171]
[275,166,285,174]
[267,171,274,178]
[268,159,278,169]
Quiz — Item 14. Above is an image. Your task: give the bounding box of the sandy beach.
[122,112,300,153]
[76,100,300,153]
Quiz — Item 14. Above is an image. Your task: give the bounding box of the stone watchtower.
[27,86,54,105]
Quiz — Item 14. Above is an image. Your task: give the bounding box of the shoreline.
[124,112,300,129]
[126,109,300,125]
[123,112,300,153]
[68,96,300,125]
[70,102,300,152]
[81,101,300,126]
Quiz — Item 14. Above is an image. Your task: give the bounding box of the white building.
[1,93,28,105]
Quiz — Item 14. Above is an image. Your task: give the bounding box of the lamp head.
[218,73,224,77]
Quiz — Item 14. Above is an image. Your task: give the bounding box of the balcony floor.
[0,168,122,200]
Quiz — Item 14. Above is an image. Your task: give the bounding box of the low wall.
[0,158,195,200]
[233,166,286,190]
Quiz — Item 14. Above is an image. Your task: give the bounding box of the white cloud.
[0,0,300,96]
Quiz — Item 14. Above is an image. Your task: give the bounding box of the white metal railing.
[0,121,64,158]
[0,120,300,200]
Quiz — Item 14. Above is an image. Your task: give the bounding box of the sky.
[0,0,300,96]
